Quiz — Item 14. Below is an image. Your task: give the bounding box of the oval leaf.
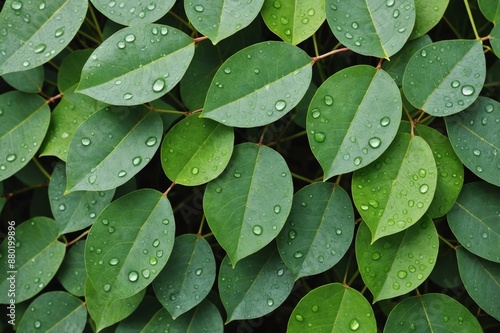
[218,244,294,321]
[18,291,86,333]
[115,296,163,332]
[261,0,326,45]
[85,189,175,301]
[201,41,312,127]
[161,114,234,186]
[0,217,65,303]
[0,91,50,181]
[57,240,86,296]
[77,24,194,106]
[277,182,354,280]
[288,283,376,333]
[403,40,486,116]
[384,293,483,332]
[352,132,437,242]
[91,0,174,26]
[326,0,416,58]
[2,66,44,92]
[478,0,500,23]
[204,143,293,265]
[448,182,500,263]
[153,234,216,319]
[445,96,500,186]
[355,216,439,302]
[0,0,88,74]
[409,0,449,39]
[307,65,401,179]
[66,105,163,192]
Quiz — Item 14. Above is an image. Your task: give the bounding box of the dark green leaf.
[204,143,293,265]
[57,240,86,297]
[491,24,500,59]
[429,246,462,289]
[57,49,94,93]
[115,296,163,332]
[307,65,401,178]
[277,182,354,280]
[409,0,449,39]
[90,0,174,26]
[356,216,438,302]
[1,66,44,92]
[478,0,500,23]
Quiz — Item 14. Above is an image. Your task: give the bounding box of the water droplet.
[485,104,494,113]
[58,204,66,211]
[152,239,160,247]
[152,78,165,92]
[393,9,400,18]
[252,225,263,235]
[194,4,204,12]
[397,270,407,278]
[34,43,46,54]
[461,85,474,96]
[473,149,481,156]
[275,100,286,111]
[149,257,158,265]
[311,108,321,119]
[54,27,65,37]
[354,157,362,166]
[419,184,429,194]
[372,252,381,260]
[253,68,260,74]
[109,258,119,266]
[34,320,41,329]
[392,282,400,290]
[369,137,381,148]
[418,169,427,177]
[451,80,460,88]
[223,67,232,74]
[128,271,139,282]
[145,137,157,146]
[23,61,30,67]
[295,314,304,322]
[273,205,281,214]
[195,268,203,276]
[103,284,111,292]
[314,132,326,142]
[294,251,303,259]
[324,95,334,105]
[267,298,274,306]
[476,166,483,172]
[81,138,91,146]
[349,318,360,331]
[125,34,136,42]
[234,171,241,178]
[118,170,127,178]
[160,27,168,35]
[380,117,390,127]
[191,167,199,175]
[102,219,109,225]
[11,1,23,10]
[336,229,342,235]
[132,156,142,166]
[123,93,133,100]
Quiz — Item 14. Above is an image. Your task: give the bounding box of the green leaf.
[448,182,500,263]
[218,244,294,321]
[261,0,326,45]
[18,291,86,332]
[277,182,354,280]
[457,246,500,321]
[115,296,163,332]
[85,278,145,332]
[204,143,293,265]
[39,87,107,161]
[185,0,264,44]
[153,234,216,319]
[445,97,500,186]
[352,132,437,242]
[85,189,175,301]
[57,240,86,296]
[325,0,416,58]
[57,49,94,93]
[429,247,462,289]
[491,24,500,59]
[66,105,163,192]
[409,0,449,39]
[0,182,5,213]
[77,24,194,106]
[201,41,312,128]
[307,65,401,179]
[384,293,483,332]
[0,0,88,74]
[161,114,234,186]
[90,0,174,26]
[0,217,66,303]
[49,162,115,234]
[403,40,486,116]
[1,66,44,92]
[478,0,500,23]
[355,216,439,302]
[0,91,50,181]
[287,283,376,333]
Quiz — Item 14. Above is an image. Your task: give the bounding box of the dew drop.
[349,318,360,331]
[274,205,281,214]
[397,270,407,279]
[485,104,494,113]
[295,314,304,322]
[11,1,23,10]
[118,170,127,178]
[392,282,400,290]
[152,239,160,247]
[191,167,199,175]
[194,4,204,12]
[54,28,65,37]
[324,95,334,105]
[34,320,41,329]
[234,171,241,178]
[311,108,321,118]
[451,80,460,88]
[419,184,429,194]
[275,100,287,111]
[152,78,165,92]
[109,258,119,266]
[293,251,303,259]
[128,271,139,282]
[223,67,231,74]
[58,204,66,211]
[132,156,142,166]
[267,298,274,306]
[372,252,381,260]
[125,34,136,42]
[354,157,362,166]
[314,132,326,142]
[103,284,111,292]
[34,43,46,54]
[149,257,158,265]
[81,138,91,146]
[380,117,390,127]
[145,137,157,146]
[420,49,427,57]
[473,149,481,156]
[123,93,133,100]
[461,85,474,96]
[252,225,263,235]
[312,305,319,312]
[368,137,381,148]
[195,268,203,276]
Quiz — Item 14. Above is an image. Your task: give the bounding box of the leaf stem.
[193,35,208,43]
[33,157,51,180]
[67,229,90,246]
[267,130,307,147]
[46,93,63,104]
[291,172,315,184]
[151,108,186,115]
[258,125,269,145]
[202,232,213,238]
[346,270,360,287]
[312,47,350,64]
[163,182,176,196]
[168,11,193,31]
[463,0,480,39]
[438,234,457,250]
[77,29,102,46]
[197,215,206,236]
[312,33,320,58]
[88,4,103,42]
[2,182,48,200]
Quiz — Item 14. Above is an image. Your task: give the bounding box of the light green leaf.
[457,246,500,321]
[409,0,449,39]
[287,283,376,333]
[445,97,500,186]
[219,244,294,321]
[478,0,500,23]
[201,41,312,128]
[325,0,415,58]
[77,24,194,106]
[277,182,354,280]
[261,0,326,45]
[161,114,234,186]
[0,91,50,181]
[66,105,163,192]
[356,216,438,302]
[39,87,107,162]
[307,65,401,179]
[204,143,293,265]
[85,189,175,301]
[57,49,94,93]
[185,0,264,44]
[403,40,486,116]
[153,234,216,319]
[90,0,174,26]
[1,66,44,92]
[448,182,500,263]
[0,217,65,303]
[0,0,88,74]
[18,291,86,333]
[352,132,437,242]
[85,278,145,332]
[115,296,163,332]
[49,162,115,234]
[57,240,86,297]
[384,293,483,332]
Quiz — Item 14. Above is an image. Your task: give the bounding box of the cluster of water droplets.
[267,1,318,38]
[104,1,157,20]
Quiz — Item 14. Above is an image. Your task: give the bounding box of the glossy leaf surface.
[409,0,449,39]
[2,65,44,92]
[91,0,174,26]
[57,49,93,93]
[57,240,86,296]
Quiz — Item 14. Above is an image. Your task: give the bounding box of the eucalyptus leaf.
[57,240,86,297]
[115,296,163,332]
[409,0,449,39]
[91,0,174,26]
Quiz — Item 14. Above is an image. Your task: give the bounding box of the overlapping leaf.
[91,0,174,26]
[204,143,293,265]
[201,41,312,127]
[115,296,162,332]
[57,49,94,93]
[356,216,438,302]
[307,65,401,179]
[352,132,437,241]
[85,189,175,301]
[478,0,500,23]
[57,240,86,296]
[0,0,88,74]
[1,66,44,92]
[409,0,449,39]
[403,40,486,116]
[491,24,500,58]
[77,24,194,106]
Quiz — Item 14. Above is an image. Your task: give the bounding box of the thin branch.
[194,35,208,43]
[463,0,480,40]
[312,47,350,64]
[163,182,176,196]
[67,229,90,246]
